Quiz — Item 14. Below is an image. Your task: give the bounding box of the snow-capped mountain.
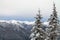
[0,20,34,29]
[0,20,34,40]
[0,20,34,25]
[0,20,60,40]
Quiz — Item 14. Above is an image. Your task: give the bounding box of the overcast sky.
[0,0,60,21]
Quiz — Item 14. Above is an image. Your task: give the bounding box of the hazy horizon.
[0,0,60,21]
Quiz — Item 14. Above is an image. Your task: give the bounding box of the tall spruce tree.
[30,9,47,40]
[47,2,59,40]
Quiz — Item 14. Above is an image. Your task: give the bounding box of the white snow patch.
[19,21,34,25]
[0,20,34,25]
[43,22,49,26]
[0,20,49,26]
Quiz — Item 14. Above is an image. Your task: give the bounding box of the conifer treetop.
[53,2,57,18]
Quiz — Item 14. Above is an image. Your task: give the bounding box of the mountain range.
[0,20,60,40]
[0,20,34,40]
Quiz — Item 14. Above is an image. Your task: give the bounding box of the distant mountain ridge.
[0,20,34,40]
[0,20,58,40]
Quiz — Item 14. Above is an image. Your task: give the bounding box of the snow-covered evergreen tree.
[47,3,59,40]
[30,9,47,40]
